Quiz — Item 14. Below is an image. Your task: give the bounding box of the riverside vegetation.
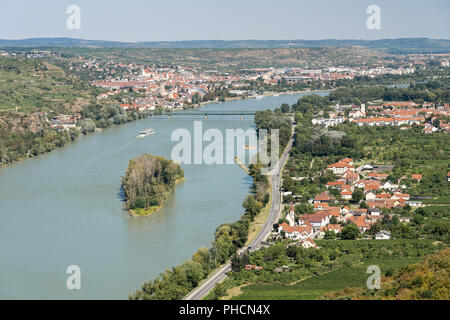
[128,110,291,299]
[121,154,184,216]
[0,56,145,166]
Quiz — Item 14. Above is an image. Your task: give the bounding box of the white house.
[300,212,331,229]
[365,191,377,201]
[381,181,398,190]
[368,208,382,216]
[375,230,391,240]
[406,200,422,207]
[300,238,317,249]
[278,223,313,241]
[327,163,355,175]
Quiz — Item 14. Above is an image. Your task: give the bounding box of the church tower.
[360,103,366,116]
[286,202,296,226]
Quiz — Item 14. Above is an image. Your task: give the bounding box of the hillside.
[0,57,98,165]
[0,56,96,113]
[44,46,386,71]
[1,37,450,53]
[323,247,450,300]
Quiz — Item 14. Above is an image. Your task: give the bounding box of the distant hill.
[1,37,450,53]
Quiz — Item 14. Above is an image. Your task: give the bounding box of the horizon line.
[2,36,450,43]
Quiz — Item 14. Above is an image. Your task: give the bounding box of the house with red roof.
[322,224,342,234]
[343,170,359,184]
[327,161,355,175]
[325,180,346,189]
[349,216,369,232]
[340,189,352,200]
[279,224,313,241]
[314,192,333,204]
[299,211,332,229]
[300,238,318,249]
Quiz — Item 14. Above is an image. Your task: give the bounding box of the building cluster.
[50,114,80,131]
[283,65,415,83]
[277,157,436,244]
[80,55,421,114]
[92,64,250,111]
[312,102,450,133]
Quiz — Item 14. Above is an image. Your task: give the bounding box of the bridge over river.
[150,110,256,120]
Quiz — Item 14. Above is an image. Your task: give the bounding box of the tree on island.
[121,153,184,212]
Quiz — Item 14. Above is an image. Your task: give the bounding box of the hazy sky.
[1,0,449,41]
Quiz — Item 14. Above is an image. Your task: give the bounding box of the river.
[0,91,328,299]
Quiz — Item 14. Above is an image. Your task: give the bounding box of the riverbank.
[0,91,327,299]
[0,88,330,169]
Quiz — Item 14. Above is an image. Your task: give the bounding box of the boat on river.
[137,128,155,138]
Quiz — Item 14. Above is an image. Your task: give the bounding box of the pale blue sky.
[1,0,449,41]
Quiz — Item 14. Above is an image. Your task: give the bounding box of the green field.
[0,56,96,113]
[232,257,420,300]
[421,196,450,205]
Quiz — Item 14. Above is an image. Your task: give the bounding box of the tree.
[351,188,364,203]
[369,221,382,235]
[324,230,337,239]
[231,252,250,272]
[341,223,360,240]
[231,253,243,272]
[78,118,96,134]
[391,214,400,226]
[242,195,262,219]
[295,203,313,215]
[212,283,226,300]
[329,216,338,224]
[360,201,369,209]
[280,103,290,113]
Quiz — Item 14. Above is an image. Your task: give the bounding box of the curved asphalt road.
[184,121,295,300]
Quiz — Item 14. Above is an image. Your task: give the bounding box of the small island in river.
[121,153,184,216]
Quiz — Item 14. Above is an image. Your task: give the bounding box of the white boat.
[137,128,155,138]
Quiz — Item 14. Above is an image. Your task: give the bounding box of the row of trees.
[0,125,79,165]
[129,103,293,299]
[80,104,143,133]
[129,181,265,300]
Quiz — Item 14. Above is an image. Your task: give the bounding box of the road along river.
[0,92,328,299]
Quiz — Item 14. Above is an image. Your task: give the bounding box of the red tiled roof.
[314,192,333,201]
